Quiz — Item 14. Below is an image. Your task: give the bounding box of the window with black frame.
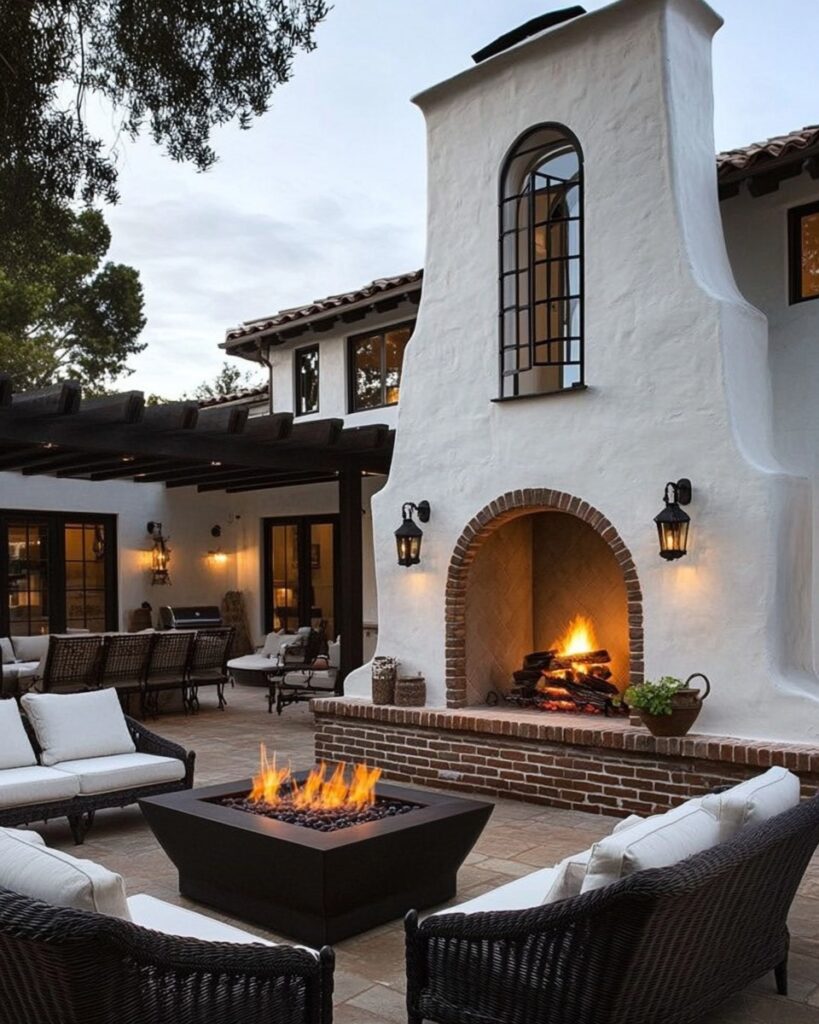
[295,345,320,415]
[498,124,584,399]
[348,321,414,412]
[788,200,819,304]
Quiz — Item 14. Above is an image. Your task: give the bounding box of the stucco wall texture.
[345,0,819,743]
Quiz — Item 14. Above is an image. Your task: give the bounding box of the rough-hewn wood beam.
[222,474,339,494]
[11,382,81,417]
[194,404,248,434]
[195,469,337,493]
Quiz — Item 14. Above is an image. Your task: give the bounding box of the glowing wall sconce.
[654,478,692,561]
[146,521,171,584]
[395,500,431,566]
[207,524,229,567]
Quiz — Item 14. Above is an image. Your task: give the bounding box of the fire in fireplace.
[507,615,625,715]
[216,745,420,832]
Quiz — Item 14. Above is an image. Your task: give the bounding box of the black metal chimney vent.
[472,6,587,64]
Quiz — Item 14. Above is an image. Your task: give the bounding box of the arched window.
[498,125,583,399]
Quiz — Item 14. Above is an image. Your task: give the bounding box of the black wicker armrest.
[125,716,195,787]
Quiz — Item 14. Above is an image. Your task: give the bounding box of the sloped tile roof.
[717,124,819,179]
[198,384,269,408]
[224,269,423,344]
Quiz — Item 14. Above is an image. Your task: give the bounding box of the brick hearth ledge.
[312,698,819,817]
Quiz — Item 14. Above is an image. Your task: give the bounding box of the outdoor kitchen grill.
[158,605,223,630]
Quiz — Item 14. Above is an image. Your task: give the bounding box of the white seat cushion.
[580,798,721,893]
[127,894,277,945]
[52,752,185,795]
[701,767,801,842]
[0,828,130,919]
[228,654,278,672]
[438,866,561,916]
[0,827,45,845]
[281,670,336,689]
[0,765,80,808]
[0,698,37,770]
[22,689,135,766]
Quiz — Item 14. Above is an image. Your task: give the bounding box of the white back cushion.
[0,827,44,846]
[0,699,37,770]
[0,638,14,664]
[0,828,130,919]
[12,635,49,663]
[328,638,341,669]
[260,631,288,657]
[581,799,721,893]
[21,689,135,767]
[701,767,800,841]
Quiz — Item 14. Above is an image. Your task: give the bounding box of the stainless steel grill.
[158,605,223,630]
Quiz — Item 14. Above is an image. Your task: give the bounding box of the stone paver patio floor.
[36,686,819,1024]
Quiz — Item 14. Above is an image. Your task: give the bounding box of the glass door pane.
[269,523,300,632]
[310,522,335,640]
[7,522,50,635]
[64,522,108,632]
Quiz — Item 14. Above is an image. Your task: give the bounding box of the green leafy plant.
[624,676,684,717]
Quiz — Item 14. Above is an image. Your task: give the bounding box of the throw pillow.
[12,635,50,663]
[0,829,131,919]
[701,767,800,842]
[581,798,721,893]
[21,689,135,767]
[0,638,14,665]
[0,698,38,770]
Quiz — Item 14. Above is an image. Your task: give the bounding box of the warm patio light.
[206,524,228,566]
[654,479,692,560]
[147,520,172,584]
[395,500,430,566]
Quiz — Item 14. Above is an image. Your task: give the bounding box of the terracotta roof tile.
[717,124,819,179]
[224,269,423,344]
[198,384,269,408]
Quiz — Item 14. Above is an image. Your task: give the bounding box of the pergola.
[0,376,394,675]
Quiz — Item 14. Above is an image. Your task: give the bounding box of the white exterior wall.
[345,0,819,743]
[722,172,819,672]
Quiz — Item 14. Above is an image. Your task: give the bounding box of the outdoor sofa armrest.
[125,715,195,788]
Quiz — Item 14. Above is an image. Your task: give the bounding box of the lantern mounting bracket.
[402,500,431,524]
[665,478,692,506]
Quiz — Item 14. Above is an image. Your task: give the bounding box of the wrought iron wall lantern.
[654,478,692,561]
[395,500,431,567]
[147,521,172,584]
[207,524,228,567]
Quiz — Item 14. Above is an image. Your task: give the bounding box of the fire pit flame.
[249,744,382,812]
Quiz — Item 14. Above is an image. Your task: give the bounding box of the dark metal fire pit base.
[140,776,492,947]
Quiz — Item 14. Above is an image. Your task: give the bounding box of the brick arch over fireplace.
[444,490,644,708]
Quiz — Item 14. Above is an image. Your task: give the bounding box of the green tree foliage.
[191,361,264,402]
[0,203,146,391]
[0,0,329,247]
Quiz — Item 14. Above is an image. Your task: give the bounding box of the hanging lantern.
[395,501,431,567]
[654,479,692,561]
[147,521,172,584]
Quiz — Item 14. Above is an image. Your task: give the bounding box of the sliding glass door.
[263,516,338,640]
[1,511,118,636]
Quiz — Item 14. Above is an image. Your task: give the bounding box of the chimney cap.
[472,6,587,64]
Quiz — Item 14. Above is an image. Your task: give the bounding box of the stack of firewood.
[507,648,625,715]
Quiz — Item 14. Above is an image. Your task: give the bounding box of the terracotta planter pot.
[637,673,711,738]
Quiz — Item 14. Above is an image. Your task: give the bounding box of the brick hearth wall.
[313,699,819,817]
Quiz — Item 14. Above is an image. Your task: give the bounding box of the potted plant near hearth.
[624,674,711,737]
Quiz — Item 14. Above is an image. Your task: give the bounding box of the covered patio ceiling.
[0,377,393,492]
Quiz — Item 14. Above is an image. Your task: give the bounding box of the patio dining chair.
[39,635,103,694]
[143,632,195,717]
[187,627,234,711]
[98,633,153,717]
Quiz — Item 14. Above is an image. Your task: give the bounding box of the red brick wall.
[313,699,819,817]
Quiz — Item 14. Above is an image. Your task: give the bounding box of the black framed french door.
[0,510,118,636]
[262,515,340,639]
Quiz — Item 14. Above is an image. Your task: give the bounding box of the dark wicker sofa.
[0,715,194,844]
[0,886,334,1024]
[406,793,819,1024]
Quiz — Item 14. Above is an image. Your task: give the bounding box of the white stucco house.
[2,0,819,748]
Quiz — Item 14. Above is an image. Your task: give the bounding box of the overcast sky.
[101,0,819,398]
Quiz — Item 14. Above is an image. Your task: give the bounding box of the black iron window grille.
[788,200,819,304]
[294,344,320,416]
[498,124,584,400]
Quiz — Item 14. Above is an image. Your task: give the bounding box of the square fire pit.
[140,775,493,946]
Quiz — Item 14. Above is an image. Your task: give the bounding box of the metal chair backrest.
[146,631,194,680]
[41,635,103,693]
[281,627,323,666]
[190,628,234,674]
[99,634,153,689]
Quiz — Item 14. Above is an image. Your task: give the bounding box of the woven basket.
[395,675,426,707]
[371,656,398,705]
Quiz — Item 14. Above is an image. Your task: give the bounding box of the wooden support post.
[338,466,364,688]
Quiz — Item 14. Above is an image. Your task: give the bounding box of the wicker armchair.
[405,794,819,1024]
[144,631,195,715]
[0,715,194,844]
[187,627,234,711]
[0,886,334,1024]
[40,634,104,693]
[99,633,154,716]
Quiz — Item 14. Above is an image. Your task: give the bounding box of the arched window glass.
[499,125,583,399]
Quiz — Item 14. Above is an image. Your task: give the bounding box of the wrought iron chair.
[98,633,154,717]
[143,632,195,716]
[275,633,339,715]
[187,627,234,711]
[264,627,324,714]
[39,635,103,694]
